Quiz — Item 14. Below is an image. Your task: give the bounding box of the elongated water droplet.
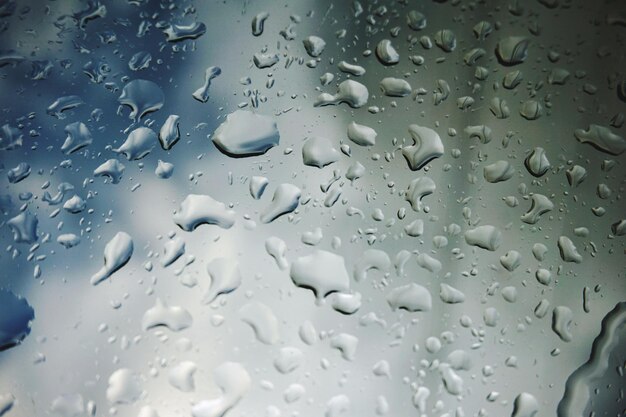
[239,302,279,344]
[91,232,134,285]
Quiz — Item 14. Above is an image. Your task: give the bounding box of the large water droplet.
[118,79,164,121]
[212,110,279,157]
[290,250,350,302]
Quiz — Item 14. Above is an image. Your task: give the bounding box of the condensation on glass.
[0,0,625,417]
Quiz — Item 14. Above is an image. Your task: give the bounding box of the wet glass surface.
[0,0,625,416]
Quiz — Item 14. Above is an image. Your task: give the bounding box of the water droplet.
[298,321,318,345]
[63,195,86,214]
[439,363,463,395]
[90,231,134,285]
[290,250,350,302]
[524,147,550,177]
[7,211,38,244]
[338,61,365,76]
[303,36,326,57]
[212,110,279,157]
[434,29,456,52]
[464,225,502,251]
[387,283,432,312]
[557,236,582,263]
[250,176,269,199]
[405,219,424,237]
[191,362,251,417]
[375,39,400,65]
[534,299,550,319]
[173,194,236,231]
[548,68,570,85]
[7,162,30,184]
[483,160,514,183]
[106,368,141,404]
[284,384,306,403]
[574,124,626,155]
[520,100,543,120]
[484,307,500,327]
[511,392,539,417]
[159,114,180,150]
[115,127,157,160]
[552,306,573,342]
[347,122,376,146]
[57,233,81,249]
[163,22,206,42]
[193,66,221,103]
[566,165,587,187]
[274,347,303,373]
[329,292,362,315]
[380,77,412,97]
[372,359,391,377]
[407,10,426,30]
[353,249,390,282]
[405,177,435,211]
[557,302,626,416]
[521,194,553,224]
[417,253,442,273]
[46,95,84,119]
[302,136,340,168]
[251,12,269,36]
[155,160,174,179]
[448,350,472,370]
[61,122,92,154]
[412,386,430,413]
[496,36,529,66]
[346,161,365,182]
[202,258,242,304]
[302,227,323,245]
[253,52,279,69]
[142,298,193,332]
[611,219,626,236]
[260,184,301,223]
[314,80,369,108]
[94,159,125,184]
[239,302,279,344]
[439,283,465,304]
[465,124,492,143]
[118,79,164,121]
[500,250,522,271]
[129,50,152,71]
[330,333,358,361]
[169,361,197,392]
[161,236,185,267]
